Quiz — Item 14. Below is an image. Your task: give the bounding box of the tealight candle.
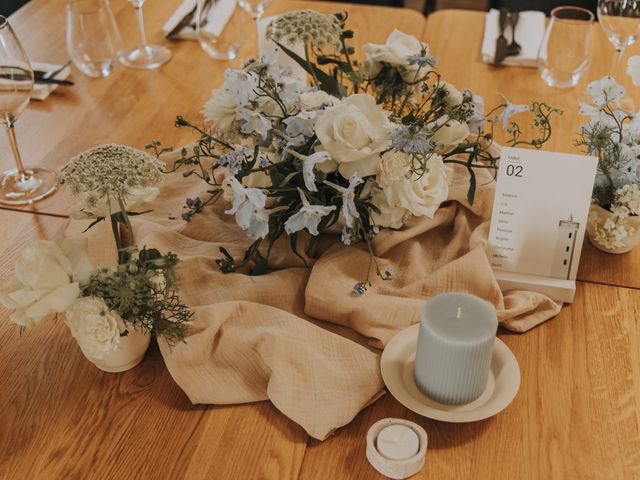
[366,418,428,480]
[376,424,420,460]
[414,292,498,405]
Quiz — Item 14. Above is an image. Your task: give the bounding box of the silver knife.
[494,8,509,66]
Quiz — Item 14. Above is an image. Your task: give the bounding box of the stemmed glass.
[121,0,172,69]
[238,0,272,53]
[0,17,57,205]
[597,0,640,77]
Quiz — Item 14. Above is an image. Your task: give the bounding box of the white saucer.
[381,324,521,422]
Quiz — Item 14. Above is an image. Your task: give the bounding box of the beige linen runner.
[71,155,561,441]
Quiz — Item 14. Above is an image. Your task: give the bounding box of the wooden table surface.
[0,3,639,480]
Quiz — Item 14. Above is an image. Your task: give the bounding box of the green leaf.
[275,42,346,97]
[80,216,105,233]
[467,169,477,206]
[289,232,309,268]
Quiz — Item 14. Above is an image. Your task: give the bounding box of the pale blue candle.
[414,292,498,405]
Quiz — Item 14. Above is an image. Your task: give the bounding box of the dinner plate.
[381,324,520,422]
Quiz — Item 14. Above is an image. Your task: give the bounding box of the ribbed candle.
[414,293,498,405]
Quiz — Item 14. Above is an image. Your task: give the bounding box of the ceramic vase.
[78,327,151,373]
[587,204,640,254]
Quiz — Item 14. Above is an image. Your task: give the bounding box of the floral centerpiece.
[0,144,192,371]
[577,71,640,254]
[154,10,558,292]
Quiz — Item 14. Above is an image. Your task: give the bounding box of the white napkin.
[481,9,546,67]
[162,0,236,40]
[31,62,72,101]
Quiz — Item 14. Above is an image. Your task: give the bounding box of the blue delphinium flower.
[218,148,250,174]
[391,125,432,154]
[353,282,366,296]
[407,53,437,68]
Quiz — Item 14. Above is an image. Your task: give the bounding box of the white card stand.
[488,147,598,304]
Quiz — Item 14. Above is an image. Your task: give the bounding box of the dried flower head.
[59,144,164,199]
[265,10,342,50]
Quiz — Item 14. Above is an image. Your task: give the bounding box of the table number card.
[488,147,598,303]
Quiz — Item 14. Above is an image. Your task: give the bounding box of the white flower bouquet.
[157,10,558,292]
[0,145,191,360]
[577,71,640,252]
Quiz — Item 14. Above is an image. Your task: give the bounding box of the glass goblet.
[121,0,172,69]
[0,17,57,205]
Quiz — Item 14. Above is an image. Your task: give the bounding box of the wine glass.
[238,0,272,54]
[195,0,247,60]
[597,0,640,77]
[121,0,172,69]
[538,6,594,88]
[66,0,123,78]
[0,17,57,205]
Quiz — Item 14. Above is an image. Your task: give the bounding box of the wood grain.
[0,209,308,480]
[298,281,640,480]
[2,6,640,480]
[0,0,426,218]
[422,9,640,289]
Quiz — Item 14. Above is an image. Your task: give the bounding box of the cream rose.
[377,151,449,219]
[315,94,391,177]
[64,297,126,359]
[69,186,160,220]
[430,118,470,153]
[202,88,238,132]
[299,90,340,110]
[0,238,94,328]
[370,187,409,229]
[363,30,430,81]
[442,82,464,107]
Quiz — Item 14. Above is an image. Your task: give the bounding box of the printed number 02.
[506,164,523,177]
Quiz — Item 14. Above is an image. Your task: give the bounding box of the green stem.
[117,195,135,255]
[304,42,320,88]
[110,215,123,263]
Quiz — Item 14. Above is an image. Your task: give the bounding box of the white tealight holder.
[366,418,428,479]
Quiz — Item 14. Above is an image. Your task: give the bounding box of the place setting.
[0,0,639,478]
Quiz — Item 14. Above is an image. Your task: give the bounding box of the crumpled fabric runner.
[68,148,561,441]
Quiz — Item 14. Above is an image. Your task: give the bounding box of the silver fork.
[507,11,521,57]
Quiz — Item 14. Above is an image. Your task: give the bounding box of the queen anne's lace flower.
[59,144,163,199]
[266,10,342,50]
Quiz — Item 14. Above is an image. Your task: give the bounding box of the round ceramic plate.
[381,324,521,422]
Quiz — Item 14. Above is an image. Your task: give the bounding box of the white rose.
[299,91,340,110]
[430,118,470,153]
[363,29,430,81]
[69,186,160,220]
[315,94,392,177]
[0,238,93,328]
[442,82,463,107]
[370,187,409,229]
[64,297,126,359]
[202,88,238,132]
[628,56,640,86]
[377,152,449,218]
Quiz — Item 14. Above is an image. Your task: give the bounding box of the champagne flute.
[238,0,272,55]
[121,0,172,69]
[597,0,640,77]
[0,17,57,205]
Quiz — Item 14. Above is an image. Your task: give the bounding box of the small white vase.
[78,328,151,373]
[587,204,640,254]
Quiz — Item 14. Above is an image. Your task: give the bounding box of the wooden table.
[0,4,638,480]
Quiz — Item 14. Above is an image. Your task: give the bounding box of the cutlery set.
[0,62,74,86]
[494,8,521,65]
